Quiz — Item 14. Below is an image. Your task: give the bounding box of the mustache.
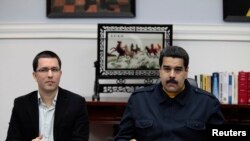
[166,79,178,84]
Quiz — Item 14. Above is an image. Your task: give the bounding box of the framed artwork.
[92,24,172,100]
[223,0,250,22]
[47,0,136,18]
[97,24,172,79]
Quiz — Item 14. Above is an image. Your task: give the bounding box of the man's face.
[159,57,188,93]
[33,58,62,93]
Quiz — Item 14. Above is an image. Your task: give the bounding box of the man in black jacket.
[114,46,225,141]
[6,50,89,141]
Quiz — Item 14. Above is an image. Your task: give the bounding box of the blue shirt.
[38,92,58,141]
[114,80,225,141]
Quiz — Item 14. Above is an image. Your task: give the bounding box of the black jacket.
[115,80,225,141]
[6,87,89,141]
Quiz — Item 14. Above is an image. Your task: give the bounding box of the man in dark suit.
[6,50,89,141]
[114,46,225,141]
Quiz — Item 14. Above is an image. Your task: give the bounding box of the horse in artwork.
[145,43,162,57]
[130,44,141,54]
[110,41,135,61]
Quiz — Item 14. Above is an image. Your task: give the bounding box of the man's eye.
[39,68,48,72]
[51,68,60,72]
[164,67,172,72]
[175,68,183,72]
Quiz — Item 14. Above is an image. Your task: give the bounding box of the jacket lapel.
[28,91,39,136]
[54,88,69,127]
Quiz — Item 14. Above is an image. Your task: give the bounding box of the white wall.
[0,0,249,25]
[1,0,250,140]
[0,0,222,24]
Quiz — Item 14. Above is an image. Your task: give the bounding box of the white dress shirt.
[38,91,58,141]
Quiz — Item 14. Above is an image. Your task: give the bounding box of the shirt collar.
[37,90,58,106]
[155,80,191,106]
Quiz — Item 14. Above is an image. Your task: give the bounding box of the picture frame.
[47,0,136,18]
[92,23,173,101]
[97,24,173,79]
[223,0,250,22]
[93,24,172,100]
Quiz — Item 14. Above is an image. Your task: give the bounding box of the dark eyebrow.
[175,66,184,69]
[162,65,183,68]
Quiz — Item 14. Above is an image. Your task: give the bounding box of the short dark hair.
[159,46,189,69]
[32,50,61,71]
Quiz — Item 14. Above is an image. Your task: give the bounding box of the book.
[247,72,250,104]
[232,72,238,104]
[238,71,248,104]
[221,72,229,104]
[228,73,233,104]
[212,72,219,100]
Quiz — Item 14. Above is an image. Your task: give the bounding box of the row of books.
[194,71,250,105]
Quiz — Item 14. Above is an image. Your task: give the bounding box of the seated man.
[114,46,225,141]
[6,50,89,141]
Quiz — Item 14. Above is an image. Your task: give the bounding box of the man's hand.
[32,134,43,141]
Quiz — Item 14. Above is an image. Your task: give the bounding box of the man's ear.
[185,67,189,79]
[32,72,37,81]
[159,68,162,77]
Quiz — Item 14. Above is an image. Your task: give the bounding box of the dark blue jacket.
[115,80,225,141]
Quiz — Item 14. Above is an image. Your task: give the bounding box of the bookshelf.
[196,71,250,105]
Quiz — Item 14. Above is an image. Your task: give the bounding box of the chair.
[186,78,198,87]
